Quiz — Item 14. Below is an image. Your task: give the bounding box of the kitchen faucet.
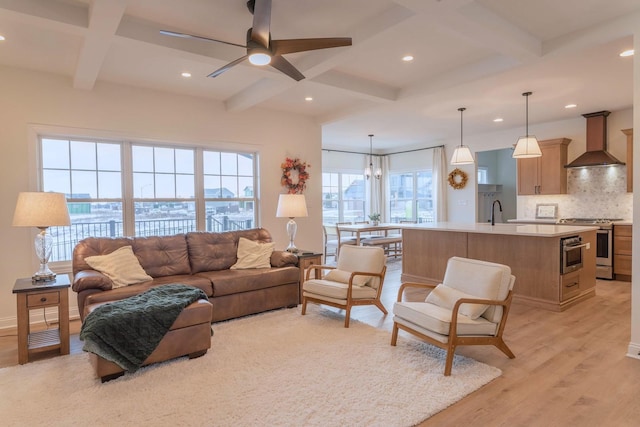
[491,199,502,226]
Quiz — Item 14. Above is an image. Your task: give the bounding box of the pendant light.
[512,91,542,158]
[364,134,382,180]
[450,107,474,165]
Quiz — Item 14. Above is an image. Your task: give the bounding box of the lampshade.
[513,91,542,159]
[12,192,71,227]
[276,194,308,218]
[450,146,475,165]
[451,107,474,165]
[513,135,542,158]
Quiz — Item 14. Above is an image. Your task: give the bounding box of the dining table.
[337,223,404,246]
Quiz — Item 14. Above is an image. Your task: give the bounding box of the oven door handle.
[563,243,589,251]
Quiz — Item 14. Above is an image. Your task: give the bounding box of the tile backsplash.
[519,165,633,220]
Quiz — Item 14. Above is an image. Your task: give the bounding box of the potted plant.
[368,213,381,226]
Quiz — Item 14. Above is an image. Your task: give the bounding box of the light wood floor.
[1,258,638,426]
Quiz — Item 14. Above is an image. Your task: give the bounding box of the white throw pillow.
[230,237,275,270]
[425,284,490,320]
[84,246,153,289]
[324,268,370,287]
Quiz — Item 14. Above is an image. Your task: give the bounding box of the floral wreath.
[281,157,310,194]
[448,168,468,190]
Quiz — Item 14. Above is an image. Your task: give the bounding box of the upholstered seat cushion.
[303,279,377,300]
[393,301,498,337]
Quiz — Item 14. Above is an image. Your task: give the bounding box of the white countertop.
[507,218,558,224]
[404,222,599,237]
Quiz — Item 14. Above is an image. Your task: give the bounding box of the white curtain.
[432,147,448,222]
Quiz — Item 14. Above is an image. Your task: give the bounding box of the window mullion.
[121,141,135,236]
[195,147,205,230]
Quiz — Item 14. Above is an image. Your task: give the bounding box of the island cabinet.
[614,224,632,281]
[517,138,571,195]
[401,225,597,312]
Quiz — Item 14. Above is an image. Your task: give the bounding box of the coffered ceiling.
[0,0,637,152]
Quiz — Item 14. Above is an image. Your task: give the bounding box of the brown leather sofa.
[72,228,300,322]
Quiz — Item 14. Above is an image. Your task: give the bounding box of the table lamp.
[276,194,308,253]
[12,192,71,281]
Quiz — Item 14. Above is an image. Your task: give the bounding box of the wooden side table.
[12,275,70,364]
[295,251,323,303]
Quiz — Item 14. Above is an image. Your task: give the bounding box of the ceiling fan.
[160,0,352,81]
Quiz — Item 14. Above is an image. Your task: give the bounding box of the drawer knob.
[40,297,47,302]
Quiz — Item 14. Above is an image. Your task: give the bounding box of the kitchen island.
[401,223,598,311]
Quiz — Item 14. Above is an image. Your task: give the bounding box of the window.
[322,172,366,224]
[40,137,257,262]
[478,167,488,184]
[388,171,433,223]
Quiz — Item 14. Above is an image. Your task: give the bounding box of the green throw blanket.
[80,284,208,372]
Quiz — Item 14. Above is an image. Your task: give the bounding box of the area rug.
[0,306,500,426]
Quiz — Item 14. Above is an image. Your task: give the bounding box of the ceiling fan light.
[513,136,542,158]
[248,52,271,65]
[450,146,475,165]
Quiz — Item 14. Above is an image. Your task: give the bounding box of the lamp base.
[32,272,56,282]
[285,246,299,253]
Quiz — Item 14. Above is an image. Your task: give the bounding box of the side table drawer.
[27,291,60,308]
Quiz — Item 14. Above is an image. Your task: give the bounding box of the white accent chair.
[391,256,516,376]
[301,245,387,328]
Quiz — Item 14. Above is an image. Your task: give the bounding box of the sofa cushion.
[230,237,275,269]
[85,246,153,288]
[195,267,299,297]
[132,235,191,277]
[187,229,274,273]
[83,275,213,312]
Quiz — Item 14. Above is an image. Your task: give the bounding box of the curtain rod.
[322,144,444,157]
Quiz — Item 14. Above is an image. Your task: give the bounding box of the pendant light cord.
[458,107,465,147]
[523,91,532,137]
[369,134,374,167]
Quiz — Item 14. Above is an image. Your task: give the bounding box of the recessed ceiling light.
[304,96,313,101]
[619,49,634,57]
[181,72,191,78]
[493,117,503,122]
[565,104,577,109]
[0,35,5,41]
[402,55,414,62]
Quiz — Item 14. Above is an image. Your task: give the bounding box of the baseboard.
[0,307,80,331]
[627,342,640,359]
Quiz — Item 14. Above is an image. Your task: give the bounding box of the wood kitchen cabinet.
[614,224,632,281]
[517,138,571,195]
[622,128,632,193]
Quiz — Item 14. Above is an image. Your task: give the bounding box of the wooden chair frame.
[301,264,388,328]
[391,281,515,376]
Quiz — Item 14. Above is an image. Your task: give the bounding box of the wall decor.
[281,157,310,194]
[448,168,468,190]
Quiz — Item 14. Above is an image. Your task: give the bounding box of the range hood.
[565,111,625,168]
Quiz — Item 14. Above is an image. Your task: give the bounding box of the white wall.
[0,66,323,327]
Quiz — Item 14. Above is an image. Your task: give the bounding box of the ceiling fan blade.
[160,30,246,48]
[251,0,271,48]
[207,55,249,78]
[271,37,352,56]
[270,55,305,81]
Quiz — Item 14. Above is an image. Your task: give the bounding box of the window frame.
[30,125,261,271]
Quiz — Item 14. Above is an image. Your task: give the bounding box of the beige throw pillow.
[230,237,275,270]
[84,246,153,289]
[425,284,490,320]
[324,268,370,286]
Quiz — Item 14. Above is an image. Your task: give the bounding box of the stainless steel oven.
[561,235,586,275]
[557,218,620,279]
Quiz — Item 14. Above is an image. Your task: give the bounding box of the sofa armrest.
[72,270,113,293]
[271,250,298,267]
